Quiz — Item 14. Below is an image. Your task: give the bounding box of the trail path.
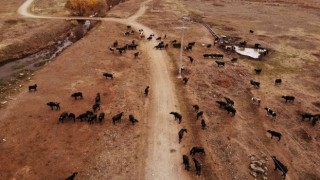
[18,0,188,179]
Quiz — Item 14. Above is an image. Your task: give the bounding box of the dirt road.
[17,0,188,179]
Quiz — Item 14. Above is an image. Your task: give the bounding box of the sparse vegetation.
[65,0,107,16]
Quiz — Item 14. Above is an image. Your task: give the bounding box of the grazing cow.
[301,112,314,121]
[254,69,262,74]
[98,112,105,123]
[188,42,196,46]
[192,105,199,112]
[171,40,177,44]
[68,113,76,122]
[203,54,210,58]
[173,43,181,48]
[312,115,319,126]
[275,79,282,85]
[224,97,234,106]
[65,172,78,180]
[265,107,277,119]
[271,156,288,179]
[216,54,224,59]
[112,112,124,125]
[170,112,182,123]
[109,47,115,53]
[113,40,118,47]
[249,30,254,33]
[190,147,205,155]
[127,25,131,29]
[156,37,161,41]
[267,130,282,141]
[250,80,260,88]
[196,111,203,120]
[95,93,100,103]
[124,32,130,36]
[225,105,236,116]
[201,119,206,129]
[239,41,247,47]
[59,112,69,123]
[71,92,83,100]
[251,97,261,105]
[76,113,88,121]
[88,114,97,124]
[134,52,140,58]
[144,86,150,96]
[28,84,37,92]
[103,73,114,79]
[193,158,201,176]
[150,33,155,37]
[281,96,295,103]
[47,102,60,110]
[147,36,152,41]
[215,61,225,67]
[182,77,189,85]
[188,56,194,64]
[140,34,145,39]
[178,128,187,143]
[231,58,238,64]
[254,43,261,49]
[207,44,212,48]
[92,103,100,112]
[183,155,190,171]
[127,44,138,50]
[216,101,227,108]
[155,44,165,50]
[129,115,139,125]
[185,45,193,51]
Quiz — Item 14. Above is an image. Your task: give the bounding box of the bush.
[65,0,106,16]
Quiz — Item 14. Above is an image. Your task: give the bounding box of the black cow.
[207,44,212,48]
[156,37,161,41]
[196,111,203,120]
[68,113,76,122]
[185,45,193,51]
[271,156,288,179]
[47,102,60,110]
[109,47,115,53]
[147,36,152,40]
[95,93,100,103]
[112,112,124,125]
[171,40,177,44]
[124,32,130,36]
[182,77,189,85]
[59,112,69,123]
[188,42,196,46]
[155,44,165,50]
[265,107,277,119]
[231,58,238,64]
[216,101,227,108]
[71,92,83,100]
[178,128,187,143]
[301,112,313,121]
[250,80,260,88]
[88,114,97,124]
[190,147,205,156]
[192,105,199,112]
[183,155,190,171]
[201,119,206,129]
[113,40,118,47]
[65,172,78,180]
[170,112,182,124]
[188,56,194,64]
[249,30,254,33]
[129,114,139,125]
[28,84,37,92]
[225,105,236,116]
[254,69,262,74]
[203,54,210,58]
[134,52,140,58]
[193,158,201,176]
[76,113,88,121]
[239,40,247,47]
[275,79,282,85]
[144,86,150,96]
[267,130,282,141]
[173,43,181,48]
[103,73,114,79]
[92,103,100,112]
[224,97,234,106]
[281,96,295,103]
[215,61,225,67]
[98,112,105,123]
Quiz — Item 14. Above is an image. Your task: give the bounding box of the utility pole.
[178,19,185,77]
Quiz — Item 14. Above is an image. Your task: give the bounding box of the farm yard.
[0,0,319,179]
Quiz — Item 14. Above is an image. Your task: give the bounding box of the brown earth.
[0,0,320,179]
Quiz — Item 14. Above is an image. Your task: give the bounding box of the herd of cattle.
[25,25,318,179]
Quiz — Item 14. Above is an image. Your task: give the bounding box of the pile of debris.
[248,152,268,179]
